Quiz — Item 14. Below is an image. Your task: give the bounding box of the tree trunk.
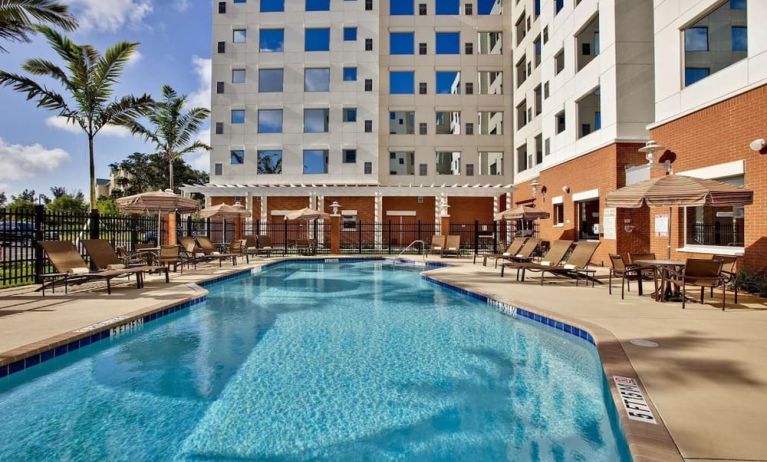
[88,134,97,211]
[168,156,175,192]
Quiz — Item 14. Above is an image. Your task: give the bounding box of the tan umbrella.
[494,205,551,221]
[116,190,200,245]
[284,208,331,221]
[199,202,249,219]
[605,174,753,258]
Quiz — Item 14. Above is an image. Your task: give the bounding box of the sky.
[0,0,212,199]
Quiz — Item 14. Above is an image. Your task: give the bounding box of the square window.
[478,0,501,15]
[436,71,461,94]
[389,111,415,134]
[390,32,415,55]
[261,0,284,12]
[390,71,415,94]
[478,31,502,54]
[436,111,461,134]
[305,28,330,51]
[391,0,414,15]
[304,108,330,133]
[304,68,330,91]
[258,68,283,92]
[343,66,358,81]
[258,109,283,133]
[257,150,282,174]
[343,108,357,122]
[231,109,245,124]
[435,151,461,175]
[685,67,710,86]
[685,27,708,52]
[230,150,245,165]
[436,0,460,15]
[303,149,329,174]
[478,111,503,135]
[389,152,415,175]
[232,69,246,83]
[233,29,247,43]
[479,151,503,175]
[732,26,747,52]
[343,149,357,163]
[259,29,284,52]
[306,0,330,11]
[344,27,358,41]
[436,32,460,54]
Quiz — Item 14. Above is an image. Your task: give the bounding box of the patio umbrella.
[494,205,551,221]
[199,202,249,243]
[605,174,753,258]
[116,190,200,245]
[284,208,331,221]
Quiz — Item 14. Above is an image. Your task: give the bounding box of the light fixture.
[562,185,570,194]
[749,138,766,152]
[439,203,451,217]
[531,179,540,198]
[638,140,664,164]
[330,201,342,215]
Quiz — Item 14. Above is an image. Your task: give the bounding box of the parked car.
[0,221,60,244]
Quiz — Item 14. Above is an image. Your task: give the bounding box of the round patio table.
[635,259,686,302]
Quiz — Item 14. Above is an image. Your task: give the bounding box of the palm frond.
[0,69,70,111]
[95,94,154,132]
[0,0,77,51]
[22,57,72,89]
[176,141,211,157]
[92,41,140,98]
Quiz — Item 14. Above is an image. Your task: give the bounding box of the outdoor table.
[131,246,161,266]
[635,259,686,302]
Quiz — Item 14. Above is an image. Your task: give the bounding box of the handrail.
[394,240,428,264]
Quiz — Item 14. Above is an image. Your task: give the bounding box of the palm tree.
[128,85,210,192]
[0,26,154,210]
[0,0,77,52]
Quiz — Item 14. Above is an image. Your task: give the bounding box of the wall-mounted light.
[540,185,548,201]
[531,179,540,198]
[330,201,342,215]
[750,138,766,153]
[439,203,451,217]
[639,140,664,165]
[562,185,570,194]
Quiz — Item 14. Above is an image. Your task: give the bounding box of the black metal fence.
[689,223,743,247]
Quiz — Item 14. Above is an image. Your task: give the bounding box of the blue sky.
[0,0,212,199]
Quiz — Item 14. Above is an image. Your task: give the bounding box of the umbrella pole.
[667,206,672,260]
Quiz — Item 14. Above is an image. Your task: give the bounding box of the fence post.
[492,221,498,254]
[130,215,139,251]
[387,220,392,255]
[89,209,100,240]
[417,220,422,254]
[474,220,479,256]
[33,204,45,284]
[256,219,261,236]
[186,216,192,237]
[283,220,288,256]
[358,221,362,254]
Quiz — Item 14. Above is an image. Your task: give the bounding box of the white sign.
[603,208,617,240]
[613,376,657,424]
[655,215,669,236]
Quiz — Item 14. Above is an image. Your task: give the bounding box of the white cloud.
[66,0,153,32]
[188,151,210,173]
[188,56,212,110]
[174,0,190,12]
[0,137,70,181]
[127,50,143,66]
[46,117,132,138]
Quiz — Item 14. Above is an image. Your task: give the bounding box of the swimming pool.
[0,260,631,461]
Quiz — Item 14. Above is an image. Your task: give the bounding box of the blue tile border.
[421,274,596,346]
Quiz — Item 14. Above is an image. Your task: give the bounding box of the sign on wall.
[655,214,669,236]
[603,207,617,240]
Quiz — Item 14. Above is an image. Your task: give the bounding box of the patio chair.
[195,236,239,267]
[179,236,211,269]
[501,239,570,279]
[296,239,313,255]
[666,259,726,310]
[481,237,527,267]
[608,254,656,299]
[158,245,182,273]
[429,235,446,255]
[38,241,146,295]
[529,240,600,286]
[712,255,738,304]
[83,239,169,284]
[628,252,659,297]
[257,235,273,257]
[441,235,461,257]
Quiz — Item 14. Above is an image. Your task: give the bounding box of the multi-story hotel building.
[186,0,515,237]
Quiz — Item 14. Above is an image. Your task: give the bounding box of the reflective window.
[478,111,503,135]
[343,66,357,81]
[257,150,282,174]
[259,29,284,52]
[389,152,415,175]
[304,68,330,92]
[232,69,246,84]
[261,0,284,12]
[306,0,330,11]
[685,27,708,51]
[436,71,461,95]
[343,149,357,163]
[478,71,502,94]
[233,29,247,43]
[685,175,745,247]
[478,31,502,54]
[732,26,747,51]
[685,67,710,86]
[390,32,415,55]
[479,152,503,175]
[258,68,283,93]
[436,151,461,175]
[436,0,459,15]
[478,0,502,15]
[230,149,245,165]
[390,0,414,15]
[231,109,245,124]
[257,109,283,133]
[343,27,357,41]
[305,28,330,51]
[343,108,357,122]
[389,71,415,94]
[304,109,330,133]
[303,150,329,174]
[389,111,415,134]
[436,32,460,54]
[435,111,461,134]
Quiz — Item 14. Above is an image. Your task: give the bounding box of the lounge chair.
[242,235,258,263]
[441,235,461,257]
[501,239,570,279]
[508,238,541,263]
[429,235,446,255]
[195,236,239,266]
[39,241,146,295]
[158,245,182,273]
[296,239,313,255]
[608,254,656,299]
[478,237,527,267]
[179,236,210,269]
[531,241,601,286]
[83,239,169,284]
[666,259,727,310]
[257,235,273,257]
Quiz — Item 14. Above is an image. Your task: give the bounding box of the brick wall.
[448,197,495,224]
[266,196,310,222]
[649,84,767,271]
[322,196,375,223]
[382,196,436,224]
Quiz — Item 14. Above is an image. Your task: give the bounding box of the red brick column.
[330,215,341,254]
[234,216,243,241]
[440,215,451,236]
[166,212,176,246]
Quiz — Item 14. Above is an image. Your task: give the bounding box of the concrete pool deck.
[0,255,765,461]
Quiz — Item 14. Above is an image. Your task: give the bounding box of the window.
[391,0,414,15]
[259,68,283,92]
[436,0,459,15]
[515,15,526,45]
[533,35,542,67]
[343,66,358,81]
[305,28,330,51]
[364,162,373,174]
[306,0,330,11]
[261,0,284,12]
[419,163,428,176]
[230,149,245,165]
[233,29,247,43]
[257,150,282,174]
[364,120,373,132]
[435,32,460,54]
[555,110,566,134]
[389,111,415,134]
[466,164,474,176]
[436,111,461,134]
[544,81,549,98]
[683,1,747,87]
[543,26,548,43]
[478,31,502,54]
[214,163,223,176]
[577,198,600,240]
[516,56,526,87]
[259,29,284,51]
[436,71,461,94]
[419,42,427,55]
[389,152,415,175]
[343,27,357,41]
[365,38,374,51]
[217,41,226,53]
[231,109,245,124]
[365,0,373,10]
[478,71,502,94]
[577,87,601,138]
[534,0,541,17]
[479,152,503,175]
[465,82,473,94]
[478,0,501,15]
[232,69,246,83]
[218,2,226,14]
[465,3,473,15]
[554,203,564,225]
[464,42,473,54]
[342,212,357,231]
[535,133,543,164]
[215,122,224,134]
[390,32,415,55]
[419,3,427,15]
[216,81,225,94]
[304,109,330,133]
[303,150,329,174]
[343,108,357,122]
[390,71,415,94]
[545,137,550,155]
[685,177,745,247]
[516,101,527,129]
[554,0,563,15]
[343,149,357,163]
[478,111,503,135]
[258,109,283,133]
[465,122,473,134]
[419,82,427,94]
[534,84,542,114]
[435,151,461,175]
[554,48,565,74]
[516,144,528,172]
[419,122,427,135]
[304,68,330,92]
[365,79,373,91]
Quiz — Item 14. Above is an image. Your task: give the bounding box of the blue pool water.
[0,261,631,461]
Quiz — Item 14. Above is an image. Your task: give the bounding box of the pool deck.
[1,255,766,462]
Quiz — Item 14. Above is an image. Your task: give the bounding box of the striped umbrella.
[116,190,200,245]
[199,202,249,219]
[494,205,551,221]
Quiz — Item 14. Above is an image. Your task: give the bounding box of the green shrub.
[735,271,767,298]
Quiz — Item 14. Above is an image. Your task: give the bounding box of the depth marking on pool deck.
[73,316,131,333]
[613,376,657,424]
